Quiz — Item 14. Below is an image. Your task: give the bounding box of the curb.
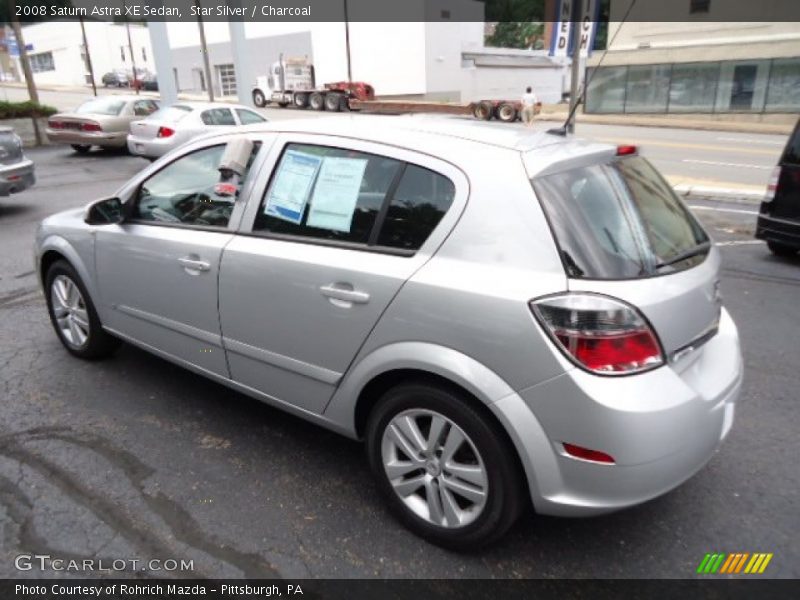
[672,184,764,204]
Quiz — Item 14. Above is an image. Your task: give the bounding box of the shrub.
[0,100,58,119]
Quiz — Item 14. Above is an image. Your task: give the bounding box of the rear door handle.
[319,284,370,305]
[178,257,211,272]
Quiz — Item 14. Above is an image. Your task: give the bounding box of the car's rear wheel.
[45,260,120,360]
[767,241,799,257]
[366,382,524,550]
[71,144,91,154]
[309,92,325,111]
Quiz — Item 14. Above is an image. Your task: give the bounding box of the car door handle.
[178,257,211,272]
[319,284,370,305]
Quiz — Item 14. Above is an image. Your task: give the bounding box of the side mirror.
[84,197,123,225]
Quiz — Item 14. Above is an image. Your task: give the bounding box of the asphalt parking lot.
[0,140,798,579]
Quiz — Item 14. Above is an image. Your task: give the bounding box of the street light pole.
[343,0,352,84]
[567,0,583,133]
[121,0,139,95]
[194,0,215,102]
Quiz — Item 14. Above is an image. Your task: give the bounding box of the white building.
[12,20,154,88]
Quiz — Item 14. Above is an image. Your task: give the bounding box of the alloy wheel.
[51,275,90,348]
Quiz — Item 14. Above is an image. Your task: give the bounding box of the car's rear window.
[148,105,192,122]
[75,97,126,116]
[781,121,800,166]
[532,156,710,280]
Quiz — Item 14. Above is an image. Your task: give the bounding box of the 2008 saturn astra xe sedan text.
[34,116,743,549]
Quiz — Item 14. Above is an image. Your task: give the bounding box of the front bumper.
[492,307,742,516]
[755,213,800,248]
[46,129,127,148]
[0,158,35,196]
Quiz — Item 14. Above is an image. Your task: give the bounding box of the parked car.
[101,71,129,88]
[46,96,160,154]
[0,126,35,196]
[35,117,742,549]
[755,118,800,257]
[127,101,266,159]
[132,77,159,92]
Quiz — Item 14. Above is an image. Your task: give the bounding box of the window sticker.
[307,156,368,232]
[263,150,322,224]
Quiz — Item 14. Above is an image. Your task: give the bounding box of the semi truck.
[251,56,540,122]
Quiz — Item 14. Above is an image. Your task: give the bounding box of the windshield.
[76,97,126,116]
[148,105,192,122]
[532,156,710,279]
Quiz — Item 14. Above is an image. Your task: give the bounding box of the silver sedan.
[127,101,267,159]
[35,117,742,549]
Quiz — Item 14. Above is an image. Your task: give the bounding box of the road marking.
[716,136,785,146]
[715,240,764,247]
[594,137,779,156]
[689,205,759,215]
[683,159,772,170]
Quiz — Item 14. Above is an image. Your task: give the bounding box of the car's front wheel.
[366,382,525,550]
[767,241,798,257]
[45,260,120,359]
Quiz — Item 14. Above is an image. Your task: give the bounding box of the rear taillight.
[157,126,175,138]
[616,144,638,156]
[764,166,781,203]
[530,293,664,375]
[80,122,102,132]
[48,120,64,129]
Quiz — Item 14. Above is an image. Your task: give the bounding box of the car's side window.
[201,108,236,126]
[133,100,158,117]
[376,165,455,251]
[133,144,259,228]
[236,109,266,125]
[253,143,403,245]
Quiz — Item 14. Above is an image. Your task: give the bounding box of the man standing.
[521,86,538,127]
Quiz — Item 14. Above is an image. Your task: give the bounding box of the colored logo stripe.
[698,552,773,574]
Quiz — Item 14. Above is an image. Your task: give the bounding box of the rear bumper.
[127,134,174,158]
[46,129,127,148]
[492,307,742,516]
[0,158,35,196]
[755,213,800,248]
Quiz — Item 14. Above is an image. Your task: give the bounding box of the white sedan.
[127,101,267,159]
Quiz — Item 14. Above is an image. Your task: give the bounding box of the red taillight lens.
[530,293,664,375]
[80,122,102,132]
[764,166,781,203]
[616,144,637,156]
[562,443,615,464]
[157,126,175,138]
[48,120,64,129]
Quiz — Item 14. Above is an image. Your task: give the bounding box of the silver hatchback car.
[35,117,742,549]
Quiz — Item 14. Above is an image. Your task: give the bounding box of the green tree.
[486,21,545,49]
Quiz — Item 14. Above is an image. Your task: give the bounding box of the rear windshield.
[781,120,800,166]
[148,105,192,122]
[75,97,126,116]
[532,156,709,280]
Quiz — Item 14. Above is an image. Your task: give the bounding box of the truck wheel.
[324,93,342,112]
[496,103,517,123]
[252,89,266,107]
[309,92,325,111]
[294,93,309,109]
[472,101,493,121]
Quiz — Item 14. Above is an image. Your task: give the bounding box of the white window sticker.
[307,156,368,232]
[263,150,322,224]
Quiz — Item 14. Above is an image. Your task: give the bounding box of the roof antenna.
[547,0,637,137]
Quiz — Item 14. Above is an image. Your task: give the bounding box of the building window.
[141,47,147,62]
[215,63,236,96]
[765,58,800,112]
[690,0,710,13]
[30,52,55,73]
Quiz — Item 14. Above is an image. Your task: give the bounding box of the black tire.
[472,101,494,121]
[767,241,799,257]
[44,260,120,360]
[496,103,517,123]
[294,93,309,109]
[309,92,325,111]
[71,144,91,154]
[252,89,266,107]
[365,381,525,550]
[324,93,342,112]
[277,102,289,108]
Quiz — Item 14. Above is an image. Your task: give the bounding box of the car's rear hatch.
[527,147,721,360]
[762,120,800,223]
[130,105,193,140]
[0,127,23,165]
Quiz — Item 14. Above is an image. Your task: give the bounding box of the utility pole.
[79,16,97,96]
[122,0,139,94]
[8,6,39,104]
[343,0,352,84]
[194,0,214,102]
[567,0,583,133]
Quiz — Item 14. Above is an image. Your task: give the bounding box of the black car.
[101,71,129,87]
[755,119,800,257]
